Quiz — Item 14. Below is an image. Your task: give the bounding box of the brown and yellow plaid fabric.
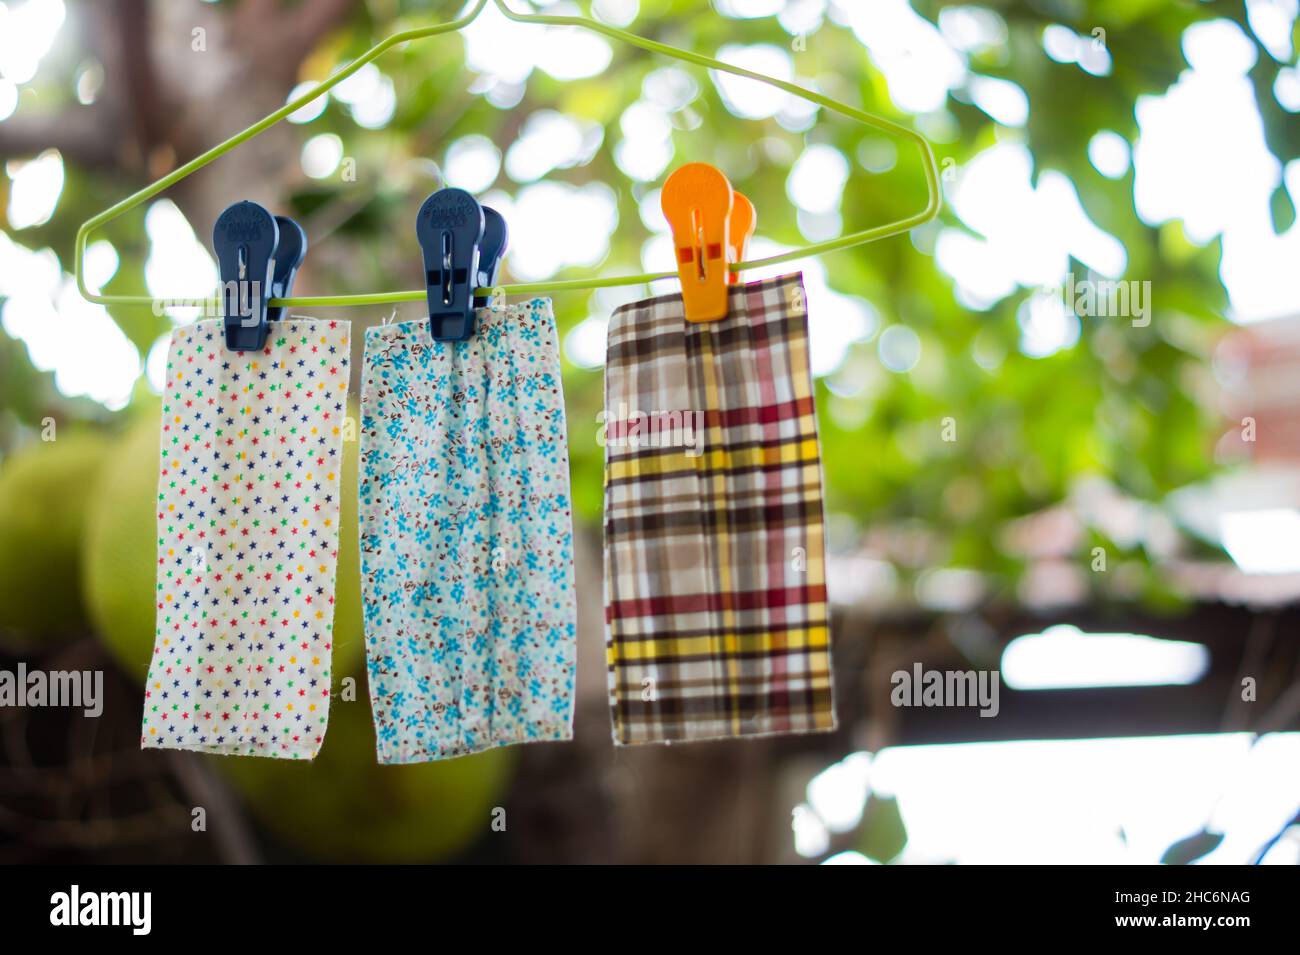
[603,272,836,745]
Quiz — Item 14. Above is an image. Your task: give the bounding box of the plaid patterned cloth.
[603,272,835,745]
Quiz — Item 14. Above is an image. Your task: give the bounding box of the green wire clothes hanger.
[73,0,941,312]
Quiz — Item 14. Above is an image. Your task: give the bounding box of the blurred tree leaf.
[1161,829,1224,866]
[1271,181,1296,235]
[858,792,908,864]
[1,0,1294,611]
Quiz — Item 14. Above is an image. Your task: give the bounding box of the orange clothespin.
[727,191,756,285]
[661,163,733,322]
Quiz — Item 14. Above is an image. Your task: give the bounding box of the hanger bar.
[74,0,940,312]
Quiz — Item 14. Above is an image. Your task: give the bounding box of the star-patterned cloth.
[359,300,577,763]
[142,317,351,760]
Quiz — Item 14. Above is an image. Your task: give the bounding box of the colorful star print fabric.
[359,299,577,763]
[143,318,351,760]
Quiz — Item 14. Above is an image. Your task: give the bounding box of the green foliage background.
[2,0,1295,608]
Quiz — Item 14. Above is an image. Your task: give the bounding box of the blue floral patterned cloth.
[358,299,577,763]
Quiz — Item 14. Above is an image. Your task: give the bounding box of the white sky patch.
[1134,18,1300,322]
[506,110,603,183]
[482,79,524,110]
[878,323,921,373]
[507,181,618,281]
[1220,508,1300,573]
[1036,171,1126,275]
[82,239,119,294]
[858,137,898,174]
[330,64,390,128]
[19,283,138,408]
[642,66,698,111]
[285,80,327,124]
[145,333,170,394]
[776,82,820,133]
[462,1,612,86]
[821,851,875,865]
[1261,828,1300,864]
[637,187,668,233]
[349,75,395,129]
[779,0,827,36]
[535,25,612,80]
[1246,0,1297,61]
[325,62,396,129]
[444,134,501,192]
[301,132,343,179]
[641,232,674,279]
[934,228,1016,308]
[1017,288,1079,358]
[868,733,1300,864]
[937,143,1126,309]
[833,0,966,113]
[0,228,58,299]
[1276,66,1300,111]
[938,5,1007,54]
[329,63,380,105]
[1135,20,1265,244]
[806,751,872,832]
[143,199,217,321]
[592,0,638,28]
[1,232,139,409]
[1088,130,1131,179]
[614,100,673,183]
[0,0,65,86]
[968,74,1029,127]
[797,207,841,243]
[716,0,785,17]
[791,802,830,858]
[711,44,795,120]
[6,148,63,228]
[462,3,535,85]
[802,272,879,378]
[591,282,646,318]
[562,314,607,369]
[1041,23,1112,76]
[613,136,672,183]
[787,144,849,215]
[1002,624,1209,689]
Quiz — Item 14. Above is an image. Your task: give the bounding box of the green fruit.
[0,432,112,648]
[214,405,514,864]
[218,686,516,863]
[81,409,161,679]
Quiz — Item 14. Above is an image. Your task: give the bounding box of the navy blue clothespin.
[472,205,509,310]
[266,214,307,325]
[416,188,485,342]
[212,201,309,351]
